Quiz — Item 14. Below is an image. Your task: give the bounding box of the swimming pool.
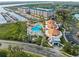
[31,24,43,32]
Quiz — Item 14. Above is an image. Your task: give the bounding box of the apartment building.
[18,7,30,14]
[18,7,54,19]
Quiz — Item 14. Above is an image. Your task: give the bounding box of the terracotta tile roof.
[48,28,60,36]
[46,19,60,37]
[46,19,55,25]
[46,19,57,28]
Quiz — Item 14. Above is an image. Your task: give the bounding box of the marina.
[0,4,27,24]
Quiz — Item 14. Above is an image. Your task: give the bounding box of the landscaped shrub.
[63,42,79,56]
[35,36,42,45]
[34,36,51,47]
[0,50,8,57]
[63,42,72,54]
[42,39,51,47]
[60,36,67,45]
[0,46,42,57]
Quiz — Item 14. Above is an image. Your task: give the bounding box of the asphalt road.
[0,40,65,57]
[65,32,79,44]
[65,20,79,45]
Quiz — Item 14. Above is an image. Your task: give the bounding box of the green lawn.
[0,22,27,41]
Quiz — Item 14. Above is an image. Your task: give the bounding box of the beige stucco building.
[18,7,54,19]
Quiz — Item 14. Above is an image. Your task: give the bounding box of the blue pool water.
[32,24,42,32]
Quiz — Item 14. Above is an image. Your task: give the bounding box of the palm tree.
[72,45,79,56]
[40,18,47,46]
[56,9,72,31]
